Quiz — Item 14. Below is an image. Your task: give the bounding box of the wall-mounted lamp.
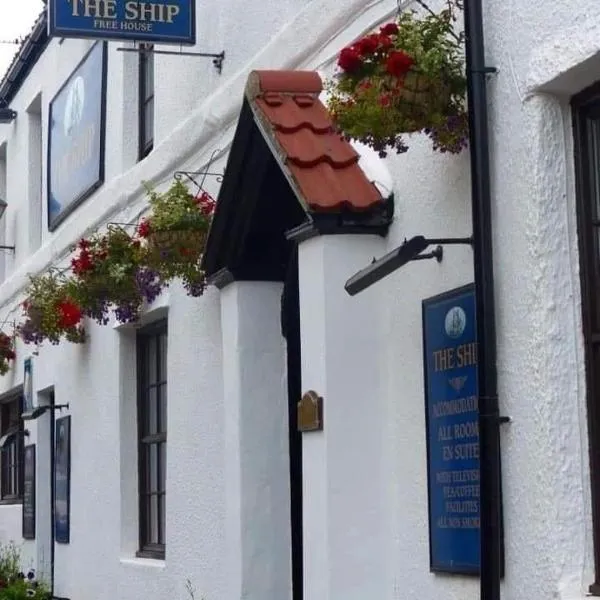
[344,235,473,296]
[0,428,30,447]
[0,198,15,253]
[22,403,69,421]
[0,107,16,124]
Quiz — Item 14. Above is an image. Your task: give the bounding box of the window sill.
[0,498,22,506]
[120,556,165,569]
[589,583,600,596]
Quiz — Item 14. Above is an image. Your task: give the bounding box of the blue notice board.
[422,284,480,574]
[48,0,196,46]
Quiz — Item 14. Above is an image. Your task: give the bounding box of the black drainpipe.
[463,0,502,599]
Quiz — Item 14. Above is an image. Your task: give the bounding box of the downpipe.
[462,0,503,599]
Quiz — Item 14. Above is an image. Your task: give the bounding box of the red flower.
[77,238,91,250]
[379,94,392,107]
[179,247,192,257]
[3,349,15,360]
[338,47,363,72]
[195,191,216,216]
[377,34,393,50]
[380,22,399,36]
[356,34,379,57]
[137,219,152,238]
[57,299,83,329]
[71,251,94,276]
[386,51,414,77]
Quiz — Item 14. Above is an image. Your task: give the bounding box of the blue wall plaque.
[55,415,71,544]
[422,284,480,574]
[48,0,196,45]
[47,42,106,231]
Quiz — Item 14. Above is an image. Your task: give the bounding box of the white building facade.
[0,0,597,599]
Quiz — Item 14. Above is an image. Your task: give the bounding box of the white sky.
[0,0,45,82]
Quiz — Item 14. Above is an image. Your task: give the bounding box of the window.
[139,44,154,160]
[572,83,600,594]
[137,321,167,558]
[0,395,23,502]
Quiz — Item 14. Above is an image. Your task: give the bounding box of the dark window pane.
[150,494,159,544]
[147,336,157,384]
[159,442,166,492]
[147,387,158,436]
[149,444,158,493]
[159,333,167,381]
[158,384,167,433]
[159,494,165,545]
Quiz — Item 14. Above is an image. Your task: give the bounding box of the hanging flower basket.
[326,0,468,157]
[0,332,16,376]
[18,272,85,346]
[137,180,215,296]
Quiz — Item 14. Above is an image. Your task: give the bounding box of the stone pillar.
[298,234,387,600]
[220,281,292,600]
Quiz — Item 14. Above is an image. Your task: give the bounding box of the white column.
[299,235,387,600]
[220,281,292,600]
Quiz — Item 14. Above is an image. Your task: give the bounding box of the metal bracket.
[117,47,226,74]
[174,149,224,195]
[0,245,15,253]
[425,236,474,246]
[411,245,444,263]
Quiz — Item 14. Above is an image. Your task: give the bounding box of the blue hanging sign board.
[422,284,480,574]
[48,0,196,45]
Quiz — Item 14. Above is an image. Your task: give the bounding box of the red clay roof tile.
[246,70,384,213]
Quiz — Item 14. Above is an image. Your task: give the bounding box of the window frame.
[138,44,155,161]
[136,320,167,559]
[0,394,24,504]
[572,81,600,595]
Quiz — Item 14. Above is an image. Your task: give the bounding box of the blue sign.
[55,415,71,544]
[48,42,106,231]
[48,0,196,45]
[422,284,480,574]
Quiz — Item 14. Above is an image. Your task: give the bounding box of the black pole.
[50,392,56,598]
[462,0,502,599]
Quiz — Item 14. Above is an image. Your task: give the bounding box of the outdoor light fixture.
[0,428,29,447]
[22,403,69,421]
[0,198,15,253]
[344,235,473,296]
[0,107,17,124]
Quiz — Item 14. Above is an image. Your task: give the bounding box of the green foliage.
[143,180,213,233]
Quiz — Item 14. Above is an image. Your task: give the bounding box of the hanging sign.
[422,284,480,574]
[48,0,196,45]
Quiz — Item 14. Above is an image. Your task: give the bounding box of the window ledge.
[119,556,165,569]
[0,498,22,506]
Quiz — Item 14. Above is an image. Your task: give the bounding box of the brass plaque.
[297,390,323,433]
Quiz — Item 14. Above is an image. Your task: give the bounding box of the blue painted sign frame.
[422,284,481,574]
[55,415,71,544]
[48,0,196,46]
[47,41,107,231]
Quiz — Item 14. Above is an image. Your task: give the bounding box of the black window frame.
[572,81,600,595]
[136,320,167,559]
[138,44,155,161]
[0,394,23,504]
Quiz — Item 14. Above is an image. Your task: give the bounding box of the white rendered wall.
[0,0,595,599]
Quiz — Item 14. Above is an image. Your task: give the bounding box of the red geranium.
[57,299,83,329]
[380,22,399,36]
[195,191,216,217]
[386,50,414,77]
[377,34,394,50]
[379,94,392,107]
[338,47,362,72]
[71,250,94,276]
[356,34,380,57]
[137,219,152,238]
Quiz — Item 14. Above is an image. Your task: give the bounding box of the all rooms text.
[67,1,183,31]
